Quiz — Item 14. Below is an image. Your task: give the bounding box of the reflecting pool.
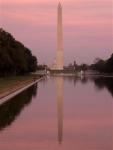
[0,76,112,150]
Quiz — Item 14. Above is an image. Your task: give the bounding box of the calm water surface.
[0,76,113,150]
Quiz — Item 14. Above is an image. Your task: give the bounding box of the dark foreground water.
[0,76,113,150]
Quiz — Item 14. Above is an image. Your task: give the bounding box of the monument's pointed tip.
[58,1,62,7]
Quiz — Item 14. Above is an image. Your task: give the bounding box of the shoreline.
[50,73,113,78]
[0,76,44,105]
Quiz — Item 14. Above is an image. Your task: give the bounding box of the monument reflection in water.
[0,76,112,150]
[56,76,64,144]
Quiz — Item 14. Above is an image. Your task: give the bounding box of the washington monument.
[56,2,64,70]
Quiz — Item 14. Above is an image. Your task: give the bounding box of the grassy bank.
[0,75,42,99]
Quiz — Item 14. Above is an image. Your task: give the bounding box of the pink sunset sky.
[0,0,112,65]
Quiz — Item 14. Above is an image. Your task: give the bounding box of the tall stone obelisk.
[56,2,64,70]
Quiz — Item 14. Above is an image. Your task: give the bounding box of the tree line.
[0,28,38,76]
[90,54,113,73]
[65,53,113,74]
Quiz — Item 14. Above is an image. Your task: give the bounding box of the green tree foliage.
[0,28,38,75]
[105,54,113,73]
[90,54,113,73]
[90,58,105,72]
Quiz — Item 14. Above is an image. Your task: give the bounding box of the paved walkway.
[0,77,43,105]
